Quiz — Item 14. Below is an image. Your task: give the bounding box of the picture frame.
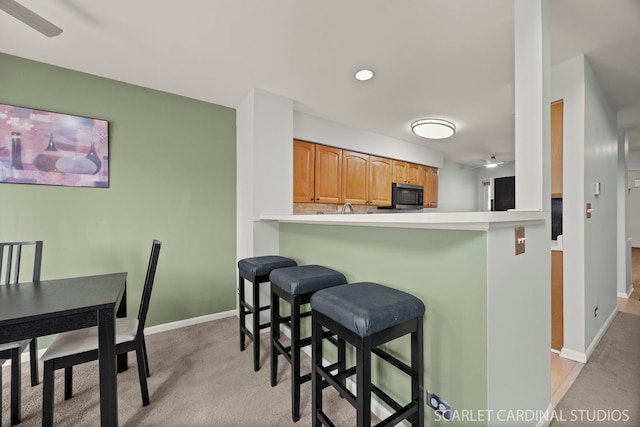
[0,103,109,188]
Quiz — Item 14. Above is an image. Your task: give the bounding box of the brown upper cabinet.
[294,140,342,204]
[422,166,439,208]
[392,160,421,185]
[315,144,342,203]
[342,151,392,206]
[293,140,315,203]
[294,140,438,208]
[551,100,563,198]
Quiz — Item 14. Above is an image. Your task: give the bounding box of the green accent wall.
[0,53,237,330]
[279,223,489,426]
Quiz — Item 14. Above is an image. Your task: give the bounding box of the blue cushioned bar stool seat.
[238,256,297,371]
[270,265,348,422]
[311,282,425,427]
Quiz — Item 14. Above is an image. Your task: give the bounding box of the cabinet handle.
[310,198,314,201]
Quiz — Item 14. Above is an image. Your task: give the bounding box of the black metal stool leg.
[270,289,280,386]
[291,297,301,421]
[239,275,246,352]
[411,320,425,426]
[312,313,323,427]
[252,278,261,372]
[356,337,372,427]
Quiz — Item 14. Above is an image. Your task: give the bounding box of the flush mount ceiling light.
[354,69,374,81]
[410,118,456,139]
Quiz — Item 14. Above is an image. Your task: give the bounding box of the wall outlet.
[427,391,452,421]
[594,306,598,317]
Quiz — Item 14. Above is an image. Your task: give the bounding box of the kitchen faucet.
[341,202,354,214]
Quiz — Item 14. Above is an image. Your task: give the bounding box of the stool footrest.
[371,347,411,376]
[239,301,271,314]
[316,364,357,407]
[376,402,418,427]
[316,409,337,427]
[371,383,402,412]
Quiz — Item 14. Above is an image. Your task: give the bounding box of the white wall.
[551,55,586,360]
[550,55,620,361]
[486,222,550,424]
[236,89,294,326]
[293,111,443,168]
[617,130,631,297]
[628,151,640,169]
[582,59,619,347]
[629,151,640,249]
[629,170,640,247]
[431,160,477,212]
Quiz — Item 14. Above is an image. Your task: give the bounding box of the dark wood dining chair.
[0,344,22,426]
[40,240,161,425]
[0,240,43,426]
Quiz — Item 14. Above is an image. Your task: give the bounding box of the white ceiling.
[1,0,640,166]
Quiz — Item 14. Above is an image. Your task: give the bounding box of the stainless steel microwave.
[379,183,424,210]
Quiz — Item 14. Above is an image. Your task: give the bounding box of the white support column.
[237,88,294,262]
[514,0,550,211]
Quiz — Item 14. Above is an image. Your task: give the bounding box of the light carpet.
[551,312,640,426]
[1,316,358,426]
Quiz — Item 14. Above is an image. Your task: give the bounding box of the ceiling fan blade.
[0,0,63,37]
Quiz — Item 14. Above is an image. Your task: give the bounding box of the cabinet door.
[424,167,439,208]
[392,160,407,183]
[406,162,421,185]
[369,156,392,206]
[342,150,369,205]
[315,145,342,204]
[551,251,563,350]
[293,140,315,203]
[551,100,563,198]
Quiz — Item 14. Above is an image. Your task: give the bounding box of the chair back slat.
[0,241,43,285]
[136,240,161,336]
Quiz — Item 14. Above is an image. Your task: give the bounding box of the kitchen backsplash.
[294,203,378,215]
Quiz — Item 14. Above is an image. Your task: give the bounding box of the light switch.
[515,227,525,255]
[586,203,592,219]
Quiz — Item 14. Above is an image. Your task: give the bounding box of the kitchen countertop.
[260,210,546,232]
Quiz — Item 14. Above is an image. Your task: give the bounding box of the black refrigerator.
[493,176,515,211]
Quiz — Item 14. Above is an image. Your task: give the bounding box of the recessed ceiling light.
[354,69,374,81]
[410,118,456,139]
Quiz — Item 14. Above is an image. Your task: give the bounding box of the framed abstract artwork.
[0,103,109,188]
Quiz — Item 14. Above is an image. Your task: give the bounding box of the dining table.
[0,272,128,426]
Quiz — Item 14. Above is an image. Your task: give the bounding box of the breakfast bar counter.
[261,210,546,231]
[258,210,551,426]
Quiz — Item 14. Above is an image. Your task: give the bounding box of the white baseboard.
[584,307,618,360]
[558,348,587,364]
[144,310,236,335]
[536,403,555,427]
[559,307,619,364]
[3,310,237,367]
[617,285,634,299]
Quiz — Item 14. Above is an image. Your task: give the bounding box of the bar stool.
[238,255,297,371]
[270,265,348,422]
[311,282,425,427]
